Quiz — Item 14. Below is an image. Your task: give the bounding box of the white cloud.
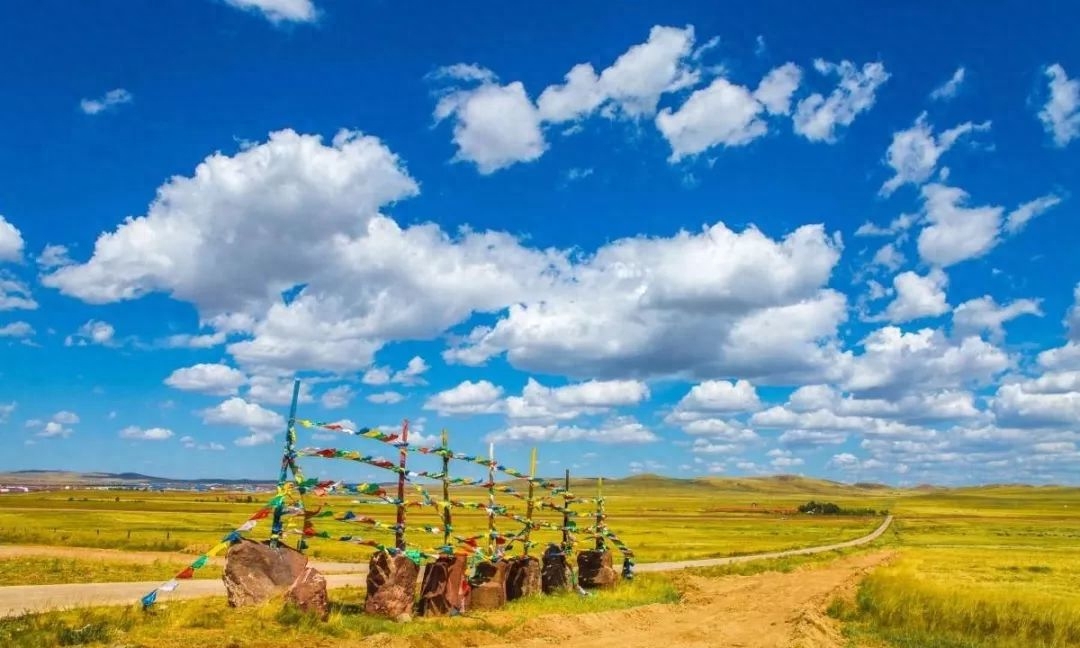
[1067,284,1080,342]
[119,426,174,441]
[223,0,317,23]
[367,391,405,404]
[362,367,391,385]
[1004,194,1063,235]
[0,273,37,311]
[870,243,905,272]
[201,397,284,430]
[392,356,429,385]
[536,63,607,123]
[320,385,353,409]
[37,421,73,439]
[670,380,761,419]
[64,320,115,347]
[929,67,966,101]
[79,89,133,115]
[953,296,1042,341]
[854,213,915,237]
[845,326,1010,396]
[52,411,80,425]
[235,431,276,447]
[880,269,950,323]
[0,321,33,338]
[917,184,1061,268]
[36,244,72,270]
[423,380,503,415]
[1038,64,1080,147]
[445,223,845,382]
[245,374,313,406]
[434,80,547,174]
[161,331,227,349]
[164,363,246,396]
[793,60,889,142]
[827,452,861,471]
[486,416,658,444]
[879,113,990,196]
[654,62,801,160]
[0,216,24,262]
[505,378,649,422]
[768,448,804,469]
[0,402,14,424]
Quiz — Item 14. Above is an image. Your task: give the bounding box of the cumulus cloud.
[655,63,801,160]
[320,385,353,409]
[164,363,246,396]
[434,79,547,174]
[486,417,658,444]
[1038,64,1080,147]
[119,426,174,441]
[80,88,132,115]
[668,380,762,421]
[245,375,313,406]
[953,296,1042,341]
[64,320,116,347]
[223,0,317,23]
[917,184,1062,267]
[201,397,284,430]
[505,378,649,422]
[423,380,503,415]
[0,321,33,339]
[367,391,405,404]
[879,112,990,196]
[444,223,845,383]
[793,60,889,142]
[0,216,24,262]
[879,269,950,323]
[0,273,36,311]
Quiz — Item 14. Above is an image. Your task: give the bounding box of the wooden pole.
[523,448,537,556]
[487,442,496,556]
[561,469,571,554]
[595,477,605,552]
[395,419,409,551]
[441,429,451,548]
[270,379,301,549]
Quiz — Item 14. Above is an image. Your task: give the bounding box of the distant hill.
[0,470,276,488]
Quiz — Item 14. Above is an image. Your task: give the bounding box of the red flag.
[176,567,195,580]
[250,508,272,520]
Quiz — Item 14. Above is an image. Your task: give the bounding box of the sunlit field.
[832,486,1080,648]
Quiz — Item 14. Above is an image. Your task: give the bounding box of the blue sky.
[1,0,1079,485]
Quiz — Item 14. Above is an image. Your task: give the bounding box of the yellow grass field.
[1,476,1078,647]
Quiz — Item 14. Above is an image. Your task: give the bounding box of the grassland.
[0,557,220,586]
[3,475,1078,647]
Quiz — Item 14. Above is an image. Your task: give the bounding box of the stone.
[417,554,471,617]
[505,556,541,601]
[577,550,619,589]
[468,560,508,610]
[541,548,572,594]
[285,566,330,621]
[223,539,308,607]
[364,552,420,619]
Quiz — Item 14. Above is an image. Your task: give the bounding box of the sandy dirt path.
[0,516,891,620]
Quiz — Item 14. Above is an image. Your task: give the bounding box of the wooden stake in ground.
[523,447,537,556]
[487,442,496,556]
[441,429,451,548]
[395,419,409,551]
[561,469,571,555]
[270,379,302,549]
[596,477,605,552]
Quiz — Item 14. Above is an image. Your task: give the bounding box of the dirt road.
[0,516,892,620]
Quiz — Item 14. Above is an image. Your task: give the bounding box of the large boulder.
[364,552,419,620]
[468,560,508,610]
[285,566,330,621]
[541,549,572,594]
[418,554,470,617]
[577,550,619,589]
[505,556,541,601]
[223,539,308,607]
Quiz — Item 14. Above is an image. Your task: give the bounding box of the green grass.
[0,557,220,586]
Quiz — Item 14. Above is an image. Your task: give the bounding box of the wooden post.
[487,442,496,556]
[561,469,571,554]
[595,477,605,552]
[395,419,409,551]
[441,429,451,548]
[270,379,301,549]
[523,448,537,556]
